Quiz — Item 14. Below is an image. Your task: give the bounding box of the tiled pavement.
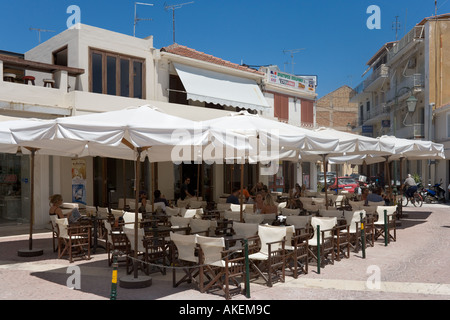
[1,203,449,301]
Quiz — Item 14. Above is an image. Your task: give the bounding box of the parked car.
[318,172,336,186]
[328,177,360,193]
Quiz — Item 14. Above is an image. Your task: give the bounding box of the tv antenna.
[134,2,154,37]
[164,2,194,43]
[29,28,56,44]
[392,15,401,41]
[282,48,305,74]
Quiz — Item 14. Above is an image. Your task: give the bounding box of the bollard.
[360,212,366,259]
[384,209,388,247]
[110,250,119,300]
[316,225,321,274]
[244,239,250,298]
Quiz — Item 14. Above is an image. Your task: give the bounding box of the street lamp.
[406,95,418,113]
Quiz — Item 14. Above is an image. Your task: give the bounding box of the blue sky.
[0,0,447,97]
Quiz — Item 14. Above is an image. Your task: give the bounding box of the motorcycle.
[423,179,446,203]
[416,182,428,200]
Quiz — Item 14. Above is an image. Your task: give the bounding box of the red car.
[328,177,359,193]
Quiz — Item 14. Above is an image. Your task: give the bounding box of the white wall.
[288,97,301,126]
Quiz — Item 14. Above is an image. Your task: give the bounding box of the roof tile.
[161,43,264,75]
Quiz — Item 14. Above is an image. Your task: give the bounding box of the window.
[107,56,117,96]
[301,99,314,125]
[90,49,145,99]
[274,93,289,121]
[92,53,103,94]
[53,46,68,67]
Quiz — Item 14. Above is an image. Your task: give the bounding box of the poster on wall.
[303,174,310,190]
[72,159,86,205]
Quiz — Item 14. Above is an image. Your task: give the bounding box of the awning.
[173,63,270,111]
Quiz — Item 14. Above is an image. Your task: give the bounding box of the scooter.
[423,180,446,203]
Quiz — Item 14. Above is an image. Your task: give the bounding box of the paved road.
[1,203,449,304]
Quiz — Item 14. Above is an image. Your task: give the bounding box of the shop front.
[0,153,30,225]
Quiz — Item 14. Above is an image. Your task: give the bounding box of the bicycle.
[401,190,423,207]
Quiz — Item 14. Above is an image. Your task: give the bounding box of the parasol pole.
[322,154,329,210]
[197,162,200,200]
[240,158,244,222]
[151,162,155,212]
[119,139,152,288]
[133,148,142,279]
[18,147,43,257]
[123,160,127,210]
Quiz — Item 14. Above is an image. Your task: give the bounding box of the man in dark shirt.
[154,189,169,207]
[226,188,240,205]
[180,177,193,200]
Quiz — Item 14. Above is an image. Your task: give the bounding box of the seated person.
[366,188,384,203]
[48,194,81,224]
[138,196,148,214]
[154,189,169,207]
[253,192,264,214]
[262,193,278,214]
[226,188,240,205]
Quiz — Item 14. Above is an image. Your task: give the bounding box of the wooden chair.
[224,210,241,221]
[177,199,190,208]
[230,204,245,212]
[374,205,397,243]
[243,213,265,224]
[319,208,343,218]
[143,233,169,275]
[97,207,110,219]
[85,205,97,217]
[216,203,231,213]
[228,221,259,251]
[248,225,286,287]
[281,225,309,278]
[189,219,212,236]
[123,226,148,275]
[181,208,202,219]
[197,235,247,300]
[286,215,312,236]
[303,202,320,215]
[261,213,277,224]
[244,204,254,214]
[169,232,199,288]
[56,218,91,263]
[170,216,192,234]
[343,209,374,253]
[49,215,59,252]
[307,217,337,270]
[280,207,301,216]
[104,220,129,266]
[166,206,181,217]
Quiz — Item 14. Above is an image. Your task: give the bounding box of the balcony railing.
[350,64,389,100]
[386,73,424,104]
[388,26,425,62]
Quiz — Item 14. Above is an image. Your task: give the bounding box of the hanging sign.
[268,70,316,93]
